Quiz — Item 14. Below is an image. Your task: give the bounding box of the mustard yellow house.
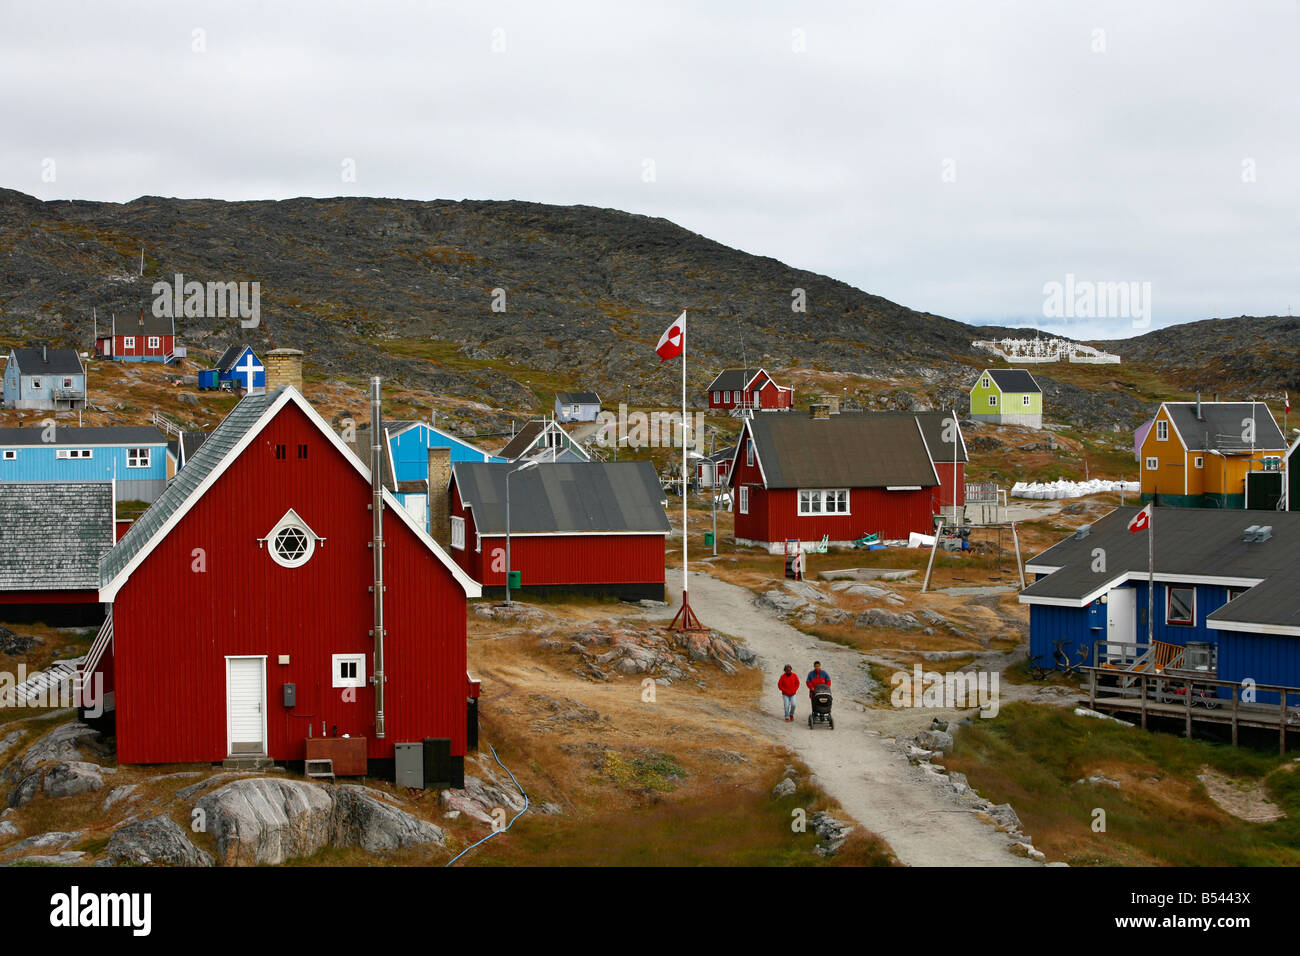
[1138,400,1285,508]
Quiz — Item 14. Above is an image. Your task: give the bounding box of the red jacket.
[777,672,800,696]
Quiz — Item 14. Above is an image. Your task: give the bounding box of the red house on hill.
[728,408,953,551]
[95,312,177,363]
[81,376,480,780]
[448,461,670,601]
[706,368,794,412]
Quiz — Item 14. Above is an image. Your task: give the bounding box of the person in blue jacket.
[805,661,831,697]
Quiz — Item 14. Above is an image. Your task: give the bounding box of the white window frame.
[1156,420,1169,441]
[265,509,320,569]
[126,448,151,468]
[798,489,849,516]
[30,377,42,390]
[2,450,14,460]
[1145,456,1159,471]
[1022,395,1031,406]
[56,449,93,460]
[712,391,720,404]
[332,653,366,689]
[62,377,73,389]
[988,395,998,407]
[738,486,749,514]
[746,440,753,468]
[123,336,135,350]
[1166,586,1196,627]
[451,515,466,550]
[147,335,161,349]
[981,376,990,388]
[1194,456,1204,469]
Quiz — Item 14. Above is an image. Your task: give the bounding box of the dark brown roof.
[742,413,939,489]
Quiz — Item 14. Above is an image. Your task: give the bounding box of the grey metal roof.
[742,412,938,489]
[215,345,251,374]
[1022,508,1300,626]
[9,348,83,376]
[113,313,174,337]
[101,391,278,586]
[0,426,167,448]
[704,445,737,464]
[0,482,114,590]
[1162,402,1285,452]
[983,369,1040,394]
[556,392,601,406]
[707,368,761,392]
[871,411,968,464]
[179,431,208,465]
[451,461,670,535]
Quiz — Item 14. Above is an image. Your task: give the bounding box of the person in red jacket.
[806,661,831,698]
[778,664,801,721]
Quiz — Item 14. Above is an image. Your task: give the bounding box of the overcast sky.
[2,1,1296,339]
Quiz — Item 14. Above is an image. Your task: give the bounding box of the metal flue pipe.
[370,376,386,739]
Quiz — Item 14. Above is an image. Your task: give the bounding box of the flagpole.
[1147,505,1154,649]
[682,309,688,599]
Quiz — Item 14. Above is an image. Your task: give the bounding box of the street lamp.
[504,459,539,605]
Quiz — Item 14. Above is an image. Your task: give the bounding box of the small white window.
[1194,456,1204,469]
[62,378,73,389]
[332,653,366,688]
[746,440,754,468]
[1156,420,1168,441]
[712,391,720,403]
[264,509,320,568]
[451,515,466,550]
[147,336,161,349]
[2,450,14,460]
[127,448,151,468]
[988,395,998,407]
[981,376,990,388]
[31,377,42,390]
[738,486,749,514]
[1022,395,1031,406]
[56,449,92,460]
[1146,457,1159,471]
[123,336,135,349]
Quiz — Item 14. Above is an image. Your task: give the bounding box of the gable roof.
[738,412,939,489]
[977,369,1040,394]
[179,431,208,465]
[100,387,479,601]
[0,482,114,591]
[377,419,501,462]
[1159,401,1285,452]
[215,344,260,374]
[1020,507,1300,617]
[707,368,772,392]
[498,420,589,462]
[451,461,670,536]
[112,313,174,338]
[9,348,83,377]
[872,411,968,464]
[0,426,167,448]
[556,392,601,406]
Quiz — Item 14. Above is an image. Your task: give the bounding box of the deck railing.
[75,610,113,698]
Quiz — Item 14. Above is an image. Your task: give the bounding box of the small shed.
[554,392,602,423]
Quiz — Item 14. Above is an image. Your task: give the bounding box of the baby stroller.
[808,685,834,729]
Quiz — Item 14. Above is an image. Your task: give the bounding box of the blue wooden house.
[554,391,602,423]
[0,426,170,503]
[1021,506,1300,705]
[199,345,265,393]
[3,348,87,411]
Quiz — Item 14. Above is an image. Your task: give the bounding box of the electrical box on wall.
[282,683,296,708]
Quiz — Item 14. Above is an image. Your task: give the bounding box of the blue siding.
[1030,601,1106,668]
[0,444,167,485]
[218,347,265,390]
[390,424,502,483]
[1217,633,1300,706]
[1132,581,1233,648]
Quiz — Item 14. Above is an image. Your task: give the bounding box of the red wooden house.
[448,461,670,601]
[95,312,177,363]
[728,408,945,551]
[706,368,794,412]
[887,411,967,510]
[80,381,481,779]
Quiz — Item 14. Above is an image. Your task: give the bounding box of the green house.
[969,368,1042,428]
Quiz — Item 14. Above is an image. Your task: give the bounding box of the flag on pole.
[656,311,686,362]
[1127,503,1152,534]
[1286,392,1290,414]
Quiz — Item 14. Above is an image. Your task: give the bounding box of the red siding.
[933,462,966,507]
[108,401,468,765]
[109,333,174,360]
[708,372,793,410]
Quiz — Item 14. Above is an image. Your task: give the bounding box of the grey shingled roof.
[742,413,938,489]
[113,313,174,337]
[180,431,208,463]
[0,426,166,448]
[556,392,601,406]
[0,482,114,590]
[706,368,762,392]
[215,345,249,374]
[9,348,84,377]
[1022,508,1300,629]
[101,390,278,586]
[452,461,670,535]
[984,369,1040,394]
[1162,402,1285,452]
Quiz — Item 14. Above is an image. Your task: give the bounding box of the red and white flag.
[655,311,686,362]
[1286,392,1290,414]
[1127,503,1152,534]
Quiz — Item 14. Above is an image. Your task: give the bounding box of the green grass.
[944,702,1300,866]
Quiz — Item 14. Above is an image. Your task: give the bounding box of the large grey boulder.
[102,816,214,867]
[44,761,106,798]
[0,820,16,837]
[2,830,80,855]
[1,722,105,783]
[856,608,922,630]
[916,730,954,754]
[332,786,443,854]
[758,590,809,614]
[7,771,42,808]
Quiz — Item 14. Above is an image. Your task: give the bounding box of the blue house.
[199,345,265,393]
[3,348,86,411]
[0,426,170,503]
[1021,506,1300,705]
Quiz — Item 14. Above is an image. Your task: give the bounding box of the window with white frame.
[746,440,753,467]
[1156,420,1168,441]
[1194,456,1204,469]
[1022,395,1031,406]
[2,450,14,461]
[265,509,319,568]
[981,376,990,388]
[62,378,73,389]
[988,395,998,407]
[1145,457,1159,471]
[126,448,150,468]
[738,486,749,514]
[1166,586,1195,626]
[147,336,160,349]
[451,515,466,550]
[123,336,135,349]
[56,449,92,459]
[332,653,366,688]
[31,377,42,390]
[798,489,849,515]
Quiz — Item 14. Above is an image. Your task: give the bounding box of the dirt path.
[649,570,1039,867]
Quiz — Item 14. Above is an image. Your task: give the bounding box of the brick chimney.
[822,395,840,415]
[427,447,452,548]
[265,348,303,392]
[810,403,830,420]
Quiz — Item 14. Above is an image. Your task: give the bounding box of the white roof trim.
[727,420,769,489]
[1019,571,1266,609]
[476,530,670,538]
[100,388,479,601]
[1207,618,1300,637]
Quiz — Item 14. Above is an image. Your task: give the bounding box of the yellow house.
[1138,400,1285,508]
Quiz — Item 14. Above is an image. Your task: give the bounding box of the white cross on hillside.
[235,353,262,390]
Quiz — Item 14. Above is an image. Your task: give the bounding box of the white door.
[226,657,266,755]
[1104,589,1136,662]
